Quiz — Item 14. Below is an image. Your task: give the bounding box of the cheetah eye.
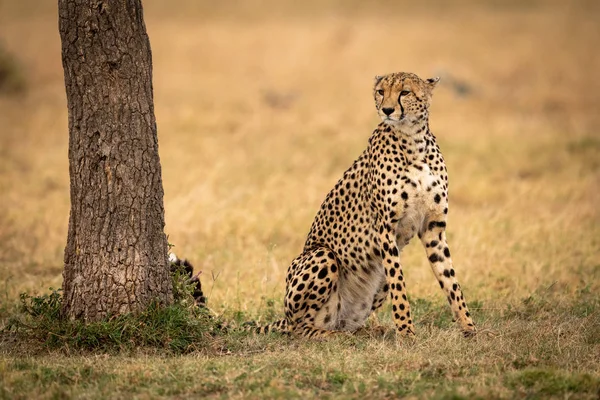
[377,89,384,95]
[400,90,410,97]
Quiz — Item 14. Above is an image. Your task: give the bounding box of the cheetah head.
[373,72,439,131]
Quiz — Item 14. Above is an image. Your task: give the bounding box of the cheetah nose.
[382,107,394,116]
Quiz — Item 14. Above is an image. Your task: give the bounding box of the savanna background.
[1,0,599,398]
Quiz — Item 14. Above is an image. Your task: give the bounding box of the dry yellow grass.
[0,1,599,398]
[1,0,598,308]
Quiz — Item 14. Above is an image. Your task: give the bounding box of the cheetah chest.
[396,163,438,244]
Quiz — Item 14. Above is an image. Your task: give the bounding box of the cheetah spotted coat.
[256,72,476,338]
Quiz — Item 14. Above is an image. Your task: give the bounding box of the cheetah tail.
[244,319,290,335]
[169,252,207,307]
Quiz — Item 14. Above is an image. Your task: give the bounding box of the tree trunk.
[59,0,171,321]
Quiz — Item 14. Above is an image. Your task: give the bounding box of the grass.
[1,287,599,398]
[1,0,599,398]
[4,290,221,354]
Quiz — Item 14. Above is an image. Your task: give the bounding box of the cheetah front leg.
[420,218,476,336]
[378,232,415,336]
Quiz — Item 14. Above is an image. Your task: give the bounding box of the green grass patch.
[4,288,221,353]
[506,368,600,398]
[1,263,226,354]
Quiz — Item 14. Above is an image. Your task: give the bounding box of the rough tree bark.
[59,0,171,321]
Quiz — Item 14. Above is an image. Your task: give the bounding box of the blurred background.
[0,0,598,315]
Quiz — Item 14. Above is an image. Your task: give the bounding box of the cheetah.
[255,72,476,338]
[169,253,207,307]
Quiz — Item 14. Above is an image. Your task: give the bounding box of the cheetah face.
[373,72,439,130]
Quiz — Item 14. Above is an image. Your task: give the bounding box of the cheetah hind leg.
[284,247,343,339]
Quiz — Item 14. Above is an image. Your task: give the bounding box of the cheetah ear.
[374,75,384,86]
[426,77,440,88]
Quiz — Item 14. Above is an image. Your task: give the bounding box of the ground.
[0,0,599,398]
